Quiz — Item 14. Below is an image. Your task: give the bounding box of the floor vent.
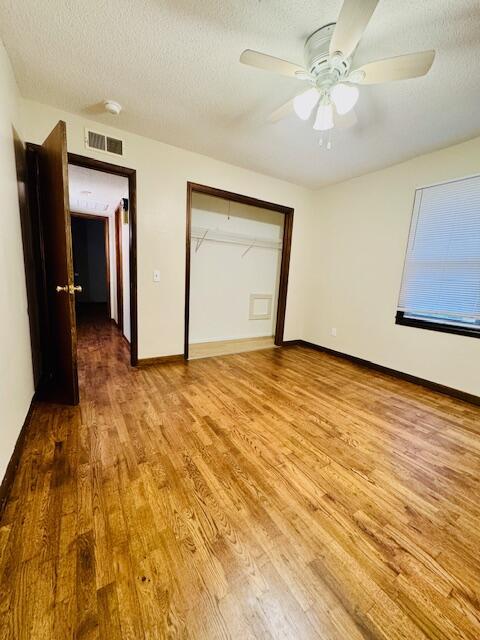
[85,128,124,157]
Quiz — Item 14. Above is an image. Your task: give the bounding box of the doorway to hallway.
[68,163,131,342]
[22,120,138,405]
[71,213,110,322]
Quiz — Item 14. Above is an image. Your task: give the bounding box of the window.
[396,174,480,338]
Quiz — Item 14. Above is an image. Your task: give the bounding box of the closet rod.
[191,227,281,251]
[190,235,281,250]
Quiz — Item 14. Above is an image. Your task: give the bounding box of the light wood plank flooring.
[1,319,479,639]
[189,335,275,360]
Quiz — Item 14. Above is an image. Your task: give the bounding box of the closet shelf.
[191,226,282,251]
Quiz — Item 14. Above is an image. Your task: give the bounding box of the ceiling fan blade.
[333,107,357,129]
[351,50,435,84]
[330,0,379,58]
[267,98,295,123]
[240,49,305,79]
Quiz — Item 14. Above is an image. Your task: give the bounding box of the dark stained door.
[40,121,79,405]
[115,205,123,331]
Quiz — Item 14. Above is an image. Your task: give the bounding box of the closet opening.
[184,183,293,360]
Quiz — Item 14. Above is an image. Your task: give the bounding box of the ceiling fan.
[240,0,435,139]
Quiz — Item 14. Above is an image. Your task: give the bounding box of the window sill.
[395,311,480,339]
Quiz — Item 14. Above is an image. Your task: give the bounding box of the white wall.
[190,193,283,343]
[21,99,312,358]
[305,136,480,397]
[0,41,34,480]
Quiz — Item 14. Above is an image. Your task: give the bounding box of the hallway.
[0,321,479,639]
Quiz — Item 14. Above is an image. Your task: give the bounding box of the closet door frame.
[184,182,294,360]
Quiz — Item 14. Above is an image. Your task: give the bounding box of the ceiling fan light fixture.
[241,1,436,139]
[293,88,320,120]
[313,98,334,131]
[348,69,366,84]
[330,83,359,115]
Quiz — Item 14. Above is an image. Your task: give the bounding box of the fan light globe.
[313,100,334,131]
[330,83,359,115]
[293,88,320,120]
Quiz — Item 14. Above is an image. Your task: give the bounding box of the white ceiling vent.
[85,128,124,157]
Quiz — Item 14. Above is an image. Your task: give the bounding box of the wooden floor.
[189,335,275,360]
[1,320,479,639]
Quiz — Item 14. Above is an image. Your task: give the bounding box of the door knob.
[56,285,68,293]
[69,285,82,294]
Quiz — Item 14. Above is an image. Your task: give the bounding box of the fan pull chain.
[319,129,333,150]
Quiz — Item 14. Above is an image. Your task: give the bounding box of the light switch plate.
[153,270,160,282]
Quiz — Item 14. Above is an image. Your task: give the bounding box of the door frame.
[25,144,138,367]
[114,204,124,333]
[184,182,294,360]
[70,211,111,318]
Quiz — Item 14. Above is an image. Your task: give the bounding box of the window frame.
[396,173,480,340]
[395,310,480,339]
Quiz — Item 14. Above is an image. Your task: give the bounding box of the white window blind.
[398,175,480,323]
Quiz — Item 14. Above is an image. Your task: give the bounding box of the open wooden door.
[40,121,79,405]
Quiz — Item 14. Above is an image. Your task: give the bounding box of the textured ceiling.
[68,165,128,216]
[2,0,480,188]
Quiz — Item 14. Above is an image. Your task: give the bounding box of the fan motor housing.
[304,23,350,87]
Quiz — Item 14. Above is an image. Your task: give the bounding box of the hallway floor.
[0,320,479,639]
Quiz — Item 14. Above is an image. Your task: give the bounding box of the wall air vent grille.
[106,136,123,155]
[85,129,124,157]
[87,130,106,151]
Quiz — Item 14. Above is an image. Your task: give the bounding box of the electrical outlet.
[153,270,160,282]
[331,327,337,337]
